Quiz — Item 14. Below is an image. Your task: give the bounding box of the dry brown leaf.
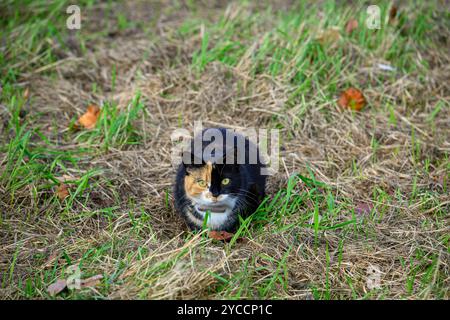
[80,274,103,288]
[47,279,67,296]
[316,27,341,45]
[355,202,374,216]
[23,88,30,100]
[345,19,359,34]
[55,174,78,183]
[209,230,234,242]
[56,183,69,200]
[389,5,398,24]
[338,88,366,111]
[77,104,101,129]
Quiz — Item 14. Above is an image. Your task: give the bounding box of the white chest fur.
[198,209,232,228]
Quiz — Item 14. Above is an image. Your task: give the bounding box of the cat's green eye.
[221,178,231,185]
[197,179,206,187]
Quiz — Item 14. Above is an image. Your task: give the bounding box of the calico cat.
[174,128,266,232]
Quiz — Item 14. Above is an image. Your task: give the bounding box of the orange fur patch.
[184,162,212,197]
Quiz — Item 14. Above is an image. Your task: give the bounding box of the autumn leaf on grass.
[345,19,359,34]
[56,183,70,200]
[55,174,79,183]
[76,104,101,129]
[47,274,103,296]
[23,88,30,100]
[316,27,341,46]
[338,88,366,111]
[389,5,398,24]
[209,230,234,242]
[355,202,374,216]
[55,174,79,200]
[47,279,67,296]
[80,274,103,288]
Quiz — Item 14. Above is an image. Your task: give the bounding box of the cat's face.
[184,161,240,215]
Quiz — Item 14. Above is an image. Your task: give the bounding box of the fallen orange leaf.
[345,19,359,34]
[56,183,69,200]
[338,88,366,111]
[77,104,101,129]
[209,230,234,242]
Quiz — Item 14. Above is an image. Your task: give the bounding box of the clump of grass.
[74,93,145,151]
[0,88,83,202]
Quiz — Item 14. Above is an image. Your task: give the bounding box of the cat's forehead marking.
[206,161,213,177]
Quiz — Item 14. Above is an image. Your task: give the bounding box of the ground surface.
[0,0,449,299]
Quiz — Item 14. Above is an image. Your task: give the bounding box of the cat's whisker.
[230,194,258,205]
[232,189,260,203]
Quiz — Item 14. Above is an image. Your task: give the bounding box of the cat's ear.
[181,151,203,174]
